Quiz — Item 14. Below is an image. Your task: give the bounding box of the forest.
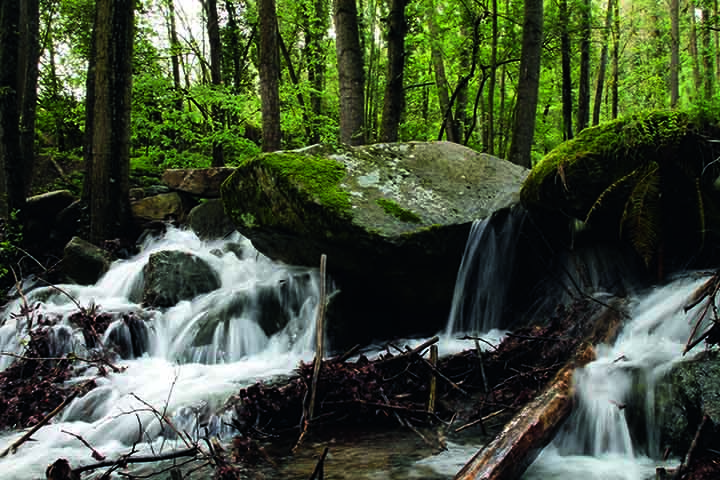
[0,0,717,244]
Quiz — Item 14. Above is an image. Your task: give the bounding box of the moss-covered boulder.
[520,110,720,270]
[221,141,528,348]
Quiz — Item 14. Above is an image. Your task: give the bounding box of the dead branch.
[71,447,200,476]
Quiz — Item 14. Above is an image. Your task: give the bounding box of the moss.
[376,198,422,223]
[521,110,691,214]
[243,152,353,217]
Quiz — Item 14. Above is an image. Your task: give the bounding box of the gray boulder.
[62,236,112,285]
[655,350,720,457]
[142,250,221,307]
[162,167,235,197]
[187,199,236,240]
[221,141,528,348]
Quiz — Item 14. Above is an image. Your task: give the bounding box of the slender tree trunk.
[334,0,366,145]
[611,0,619,119]
[259,0,282,151]
[689,0,702,96]
[487,0,498,154]
[379,0,407,142]
[166,0,182,95]
[304,0,328,143]
[0,0,25,218]
[204,0,225,166]
[428,9,455,143]
[560,0,573,139]
[577,0,591,132]
[87,0,134,244]
[224,0,242,93]
[508,0,543,168]
[701,3,714,101]
[670,0,680,107]
[593,0,612,124]
[18,0,39,196]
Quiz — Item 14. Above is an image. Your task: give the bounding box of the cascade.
[0,228,322,479]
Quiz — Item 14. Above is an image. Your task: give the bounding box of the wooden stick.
[0,389,80,458]
[308,254,328,422]
[308,447,329,480]
[428,345,438,413]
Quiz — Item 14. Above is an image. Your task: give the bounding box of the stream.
[0,222,715,479]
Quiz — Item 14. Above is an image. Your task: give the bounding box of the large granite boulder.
[221,141,528,348]
[61,236,112,285]
[162,167,235,197]
[520,110,720,270]
[187,199,236,240]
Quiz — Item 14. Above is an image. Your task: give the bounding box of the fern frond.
[584,165,645,224]
[620,161,661,267]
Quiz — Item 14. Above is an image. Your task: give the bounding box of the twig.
[0,389,81,458]
[308,254,328,422]
[71,447,200,475]
[308,446,329,480]
[61,429,106,461]
[454,408,507,434]
[427,345,438,413]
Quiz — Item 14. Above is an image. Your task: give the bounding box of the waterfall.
[0,227,322,479]
[525,273,713,479]
[445,207,526,335]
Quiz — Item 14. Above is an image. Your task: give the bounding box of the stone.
[656,350,720,457]
[24,190,77,247]
[162,167,236,197]
[142,250,221,308]
[187,198,236,240]
[131,192,188,223]
[221,141,528,348]
[61,236,112,285]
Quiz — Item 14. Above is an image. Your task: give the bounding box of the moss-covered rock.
[221,141,528,348]
[520,110,720,270]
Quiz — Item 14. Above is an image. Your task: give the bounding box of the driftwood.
[455,303,624,480]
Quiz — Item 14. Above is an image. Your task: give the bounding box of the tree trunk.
[18,0,39,196]
[224,0,243,93]
[593,0,612,124]
[304,0,329,144]
[379,0,407,142]
[577,0,591,133]
[559,0,573,140]
[333,0,365,145]
[508,0,543,168]
[611,0,619,119]
[670,0,679,107]
[259,0,282,151]
[428,9,455,143]
[701,4,714,101]
[204,0,225,166]
[0,0,24,218]
[87,0,134,244]
[487,0,498,154]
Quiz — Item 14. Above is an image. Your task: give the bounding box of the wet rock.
[162,167,235,197]
[104,314,150,359]
[221,141,528,348]
[61,236,112,285]
[142,250,221,308]
[187,198,236,240]
[131,192,191,224]
[656,350,720,457]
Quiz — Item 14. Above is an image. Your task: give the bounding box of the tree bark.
[670,0,679,107]
[0,0,25,218]
[303,0,329,143]
[559,0,573,140]
[428,8,455,143]
[18,0,39,196]
[508,0,543,168]
[379,0,407,142]
[487,0,498,153]
[87,0,134,244]
[593,0,612,124]
[224,0,243,94]
[701,4,714,101]
[611,0,619,119]
[333,0,365,145]
[577,0,591,133]
[204,0,225,166]
[455,305,623,480]
[259,0,282,151]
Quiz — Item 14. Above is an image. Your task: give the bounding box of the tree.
[258,0,282,151]
[379,0,407,142]
[303,0,329,143]
[508,0,543,168]
[0,1,24,219]
[204,0,225,166]
[593,0,612,124]
[670,0,679,107]
[576,0,591,132]
[559,0,573,139]
[334,0,365,145]
[85,0,134,243]
[427,4,457,142]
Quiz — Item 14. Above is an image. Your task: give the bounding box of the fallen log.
[455,302,624,480]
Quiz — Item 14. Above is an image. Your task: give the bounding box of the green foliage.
[0,211,23,284]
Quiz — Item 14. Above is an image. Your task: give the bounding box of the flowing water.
[0,216,714,479]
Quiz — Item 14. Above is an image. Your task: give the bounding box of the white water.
[0,228,326,479]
